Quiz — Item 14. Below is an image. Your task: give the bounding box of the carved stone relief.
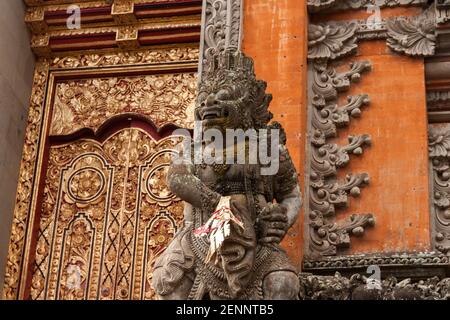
[434,0,450,25]
[303,251,450,269]
[308,4,437,61]
[199,0,243,77]
[299,271,450,300]
[427,90,450,112]
[428,126,450,255]
[307,61,375,258]
[307,0,427,13]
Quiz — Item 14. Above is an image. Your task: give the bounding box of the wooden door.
[30,127,184,300]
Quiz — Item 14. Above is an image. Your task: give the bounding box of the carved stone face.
[195,82,251,132]
[195,49,273,134]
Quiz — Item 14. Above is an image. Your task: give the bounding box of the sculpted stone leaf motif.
[429,130,450,158]
[308,61,374,258]
[386,7,436,57]
[309,211,375,257]
[308,22,358,60]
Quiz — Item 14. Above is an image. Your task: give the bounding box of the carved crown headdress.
[199,47,274,128]
[204,47,257,82]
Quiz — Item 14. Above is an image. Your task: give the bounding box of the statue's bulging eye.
[216,89,231,100]
[197,93,207,105]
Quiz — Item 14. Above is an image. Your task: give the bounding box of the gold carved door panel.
[31,128,184,300]
[1,47,199,300]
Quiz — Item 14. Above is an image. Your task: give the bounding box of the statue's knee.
[154,273,194,300]
[263,271,299,300]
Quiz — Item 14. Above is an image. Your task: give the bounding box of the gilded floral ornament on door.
[51,73,197,136]
[30,129,185,300]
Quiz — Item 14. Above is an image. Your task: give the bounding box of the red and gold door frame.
[2,46,199,300]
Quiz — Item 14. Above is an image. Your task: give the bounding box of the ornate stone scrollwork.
[303,252,450,270]
[309,4,437,60]
[386,5,436,57]
[199,0,243,77]
[299,272,450,300]
[428,127,450,255]
[307,61,374,258]
[308,0,339,13]
[308,22,358,61]
[307,0,427,14]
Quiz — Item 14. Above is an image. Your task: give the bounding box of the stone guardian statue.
[152,48,302,300]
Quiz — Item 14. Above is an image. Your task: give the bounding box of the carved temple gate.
[2,44,200,299]
[5,0,450,300]
[16,60,199,300]
[0,0,208,300]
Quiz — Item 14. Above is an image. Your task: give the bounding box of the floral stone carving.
[307,61,375,258]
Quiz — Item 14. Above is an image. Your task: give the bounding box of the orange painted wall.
[243,1,431,263]
[336,40,431,254]
[242,0,308,269]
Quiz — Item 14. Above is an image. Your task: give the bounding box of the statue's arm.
[167,154,221,215]
[275,146,302,228]
[258,145,302,244]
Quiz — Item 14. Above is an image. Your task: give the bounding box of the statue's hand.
[257,203,289,244]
